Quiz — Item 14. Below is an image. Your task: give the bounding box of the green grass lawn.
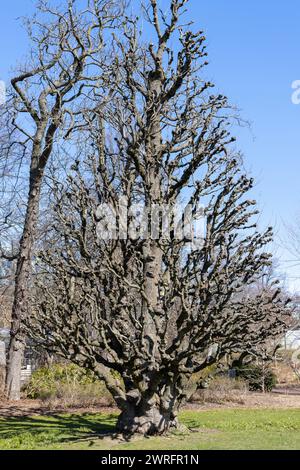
[0,409,300,450]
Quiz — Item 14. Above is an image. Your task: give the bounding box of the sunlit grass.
[1,409,300,450]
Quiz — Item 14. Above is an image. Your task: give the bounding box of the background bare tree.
[286,213,300,265]
[27,0,290,435]
[1,0,123,400]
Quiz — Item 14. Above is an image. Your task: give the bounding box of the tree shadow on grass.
[0,412,119,446]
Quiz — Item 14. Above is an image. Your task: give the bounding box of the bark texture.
[117,403,178,435]
[5,173,42,399]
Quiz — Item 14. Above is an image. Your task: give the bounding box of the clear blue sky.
[1,0,300,290]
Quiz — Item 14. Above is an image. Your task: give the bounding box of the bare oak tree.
[27,0,290,434]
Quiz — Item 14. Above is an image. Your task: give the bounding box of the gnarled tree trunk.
[117,402,179,436]
[116,387,180,435]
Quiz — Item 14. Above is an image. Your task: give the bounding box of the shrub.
[190,376,248,405]
[24,363,114,408]
[235,364,277,392]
